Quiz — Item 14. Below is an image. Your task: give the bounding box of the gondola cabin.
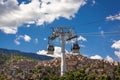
[47,44,54,54]
[71,42,80,55]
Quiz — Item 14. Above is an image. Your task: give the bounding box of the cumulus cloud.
[114,51,120,59]
[24,35,31,42]
[90,55,103,60]
[14,39,20,45]
[69,35,87,44]
[0,27,17,34]
[106,13,120,21]
[78,35,87,41]
[37,46,68,57]
[0,0,86,34]
[90,54,115,62]
[111,40,120,49]
[105,55,114,62]
[111,40,120,60]
[14,34,31,45]
[37,50,47,55]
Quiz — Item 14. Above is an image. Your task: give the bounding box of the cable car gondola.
[47,44,54,54]
[47,38,54,54]
[71,41,80,55]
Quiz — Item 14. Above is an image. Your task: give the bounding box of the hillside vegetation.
[0,53,120,80]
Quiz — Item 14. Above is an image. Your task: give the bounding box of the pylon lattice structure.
[48,27,78,76]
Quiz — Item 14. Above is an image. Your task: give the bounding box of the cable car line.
[76,31,120,35]
[75,14,120,27]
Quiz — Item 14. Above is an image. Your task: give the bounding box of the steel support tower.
[48,27,77,76]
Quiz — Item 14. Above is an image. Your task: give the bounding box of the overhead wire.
[76,31,120,36]
[76,14,120,27]
[41,15,120,36]
[76,34,120,36]
[77,31,119,35]
[73,15,120,36]
[40,31,120,36]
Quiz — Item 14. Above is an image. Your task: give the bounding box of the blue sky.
[0,0,120,61]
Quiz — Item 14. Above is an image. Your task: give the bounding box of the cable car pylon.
[47,27,79,76]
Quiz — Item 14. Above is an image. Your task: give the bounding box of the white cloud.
[111,40,120,60]
[43,38,47,41]
[111,40,120,49]
[90,55,103,60]
[26,24,30,27]
[37,46,68,57]
[54,46,62,57]
[115,51,120,59]
[24,35,31,42]
[91,0,96,6]
[100,30,106,38]
[106,13,120,21]
[0,0,86,34]
[14,39,20,45]
[0,27,17,34]
[69,35,87,44]
[105,55,114,62]
[80,44,85,48]
[14,34,31,45]
[37,50,47,55]
[35,38,38,44]
[78,35,87,41]
[100,30,104,36]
